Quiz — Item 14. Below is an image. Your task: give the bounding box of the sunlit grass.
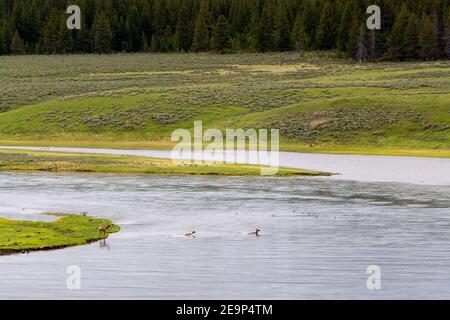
[0,149,327,176]
[0,214,119,255]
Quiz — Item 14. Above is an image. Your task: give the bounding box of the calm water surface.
[1,172,450,299]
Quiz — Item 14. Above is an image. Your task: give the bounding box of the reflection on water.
[1,172,450,299]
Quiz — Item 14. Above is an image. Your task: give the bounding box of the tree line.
[0,0,449,61]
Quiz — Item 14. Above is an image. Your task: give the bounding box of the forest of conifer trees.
[0,0,449,61]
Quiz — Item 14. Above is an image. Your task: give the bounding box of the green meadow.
[0,149,325,176]
[0,214,119,255]
[0,52,449,157]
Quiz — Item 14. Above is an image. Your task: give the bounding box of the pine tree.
[445,9,450,59]
[43,9,60,53]
[257,0,273,52]
[246,3,260,52]
[10,30,25,55]
[192,0,209,52]
[121,41,129,53]
[0,21,12,55]
[175,0,191,51]
[336,2,352,53]
[56,15,72,53]
[346,16,360,58]
[419,14,440,60]
[75,17,93,53]
[142,32,149,52]
[212,15,230,53]
[161,25,175,52]
[150,35,159,52]
[151,0,166,52]
[302,0,320,50]
[316,0,337,50]
[291,10,308,52]
[94,13,113,53]
[273,0,290,51]
[404,12,419,60]
[153,0,166,38]
[385,4,410,60]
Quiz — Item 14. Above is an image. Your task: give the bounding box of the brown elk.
[98,225,112,236]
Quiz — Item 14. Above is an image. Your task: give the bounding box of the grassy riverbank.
[1,140,449,159]
[0,149,327,176]
[0,214,119,255]
[0,53,448,158]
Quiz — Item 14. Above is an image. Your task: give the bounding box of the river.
[0,147,450,299]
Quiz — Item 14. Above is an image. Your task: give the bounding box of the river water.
[1,147,450,299]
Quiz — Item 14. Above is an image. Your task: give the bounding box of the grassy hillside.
[0,52,449,156]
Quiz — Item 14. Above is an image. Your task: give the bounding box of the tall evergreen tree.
[404,12,420,60]
[151,0,166,52]
[346,16,360,58]
[175,0,191,51]
[43,9,60,53]
[291,10,308,52]
[257,0,274,52]
[0,21,12,55]
[336,1,353,53]
[273,0,290,51]
[316,0,337,49]
[212,15,230,53]
[142,32,149,52]
[445,9,450,59]
[75,16,93,53]
[56,14,72,53]
[10,30,25,54]
[419,14,440,60]
[161,25,175,52]
[192,0,209,52]
[93,13,113,53]
[385,4,410,60]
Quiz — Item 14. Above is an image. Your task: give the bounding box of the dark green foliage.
[10,30,25,54]
[404,12,420,60]
[291,10,308,52]
[212,15,230,53]
[445,12,450,58]
[273,0,290,51]
[93,12,113,53]
[385,4,410,60]
[419,14,441,60]
[0,0,448,60]
[315,0,337,50]
[257,0,274,52]
[192,0,209,52]
[175,0,191,51]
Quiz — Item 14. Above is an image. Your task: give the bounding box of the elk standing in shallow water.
[99,225,112,236]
